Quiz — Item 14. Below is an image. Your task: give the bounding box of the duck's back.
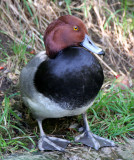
[34,47,104,110]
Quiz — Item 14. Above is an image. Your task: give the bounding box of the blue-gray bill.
[81,34,105,55]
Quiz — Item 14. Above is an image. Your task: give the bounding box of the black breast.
[34,47,104,110]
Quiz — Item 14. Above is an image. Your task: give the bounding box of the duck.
[20,15,115,151]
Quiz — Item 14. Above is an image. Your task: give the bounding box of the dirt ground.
[4,139,134,160]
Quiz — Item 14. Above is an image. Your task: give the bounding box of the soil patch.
[4,139,134,160]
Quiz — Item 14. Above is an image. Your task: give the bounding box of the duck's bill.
[80,34,105,55]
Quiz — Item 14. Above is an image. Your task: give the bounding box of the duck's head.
[44,15,105,58]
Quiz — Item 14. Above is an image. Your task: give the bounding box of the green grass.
[12,32,35,65]
[0,31,34,67]
[12,41,29,65]
[0,39,36,159]
[88,86,134,141]
[0,95,36,159]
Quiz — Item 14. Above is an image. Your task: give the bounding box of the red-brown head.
[44,15,104,58]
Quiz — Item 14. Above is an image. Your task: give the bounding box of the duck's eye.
[73,26,78,31]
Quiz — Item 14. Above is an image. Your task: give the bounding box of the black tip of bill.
[97,50,105,56]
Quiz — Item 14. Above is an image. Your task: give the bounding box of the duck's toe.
[38,136,70,151]
[75,131,115,150]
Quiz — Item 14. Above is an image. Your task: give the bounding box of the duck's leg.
[75,113,115,150]
[37,120,70,151]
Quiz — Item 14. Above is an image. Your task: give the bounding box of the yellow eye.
[73,26,78,31]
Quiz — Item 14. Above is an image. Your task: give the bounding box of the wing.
[20,51,47,98]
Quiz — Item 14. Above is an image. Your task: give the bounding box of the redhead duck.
[20,15,115,151]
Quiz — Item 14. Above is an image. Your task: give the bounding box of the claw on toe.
[75,131,115,150]
[38,136,70,151]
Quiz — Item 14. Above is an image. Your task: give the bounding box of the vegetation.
[0,0,134,159]
[89,87,134,141]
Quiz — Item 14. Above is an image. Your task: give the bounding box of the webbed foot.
[37,120,70,151]
[75,130,115,150]
[75,113,116,150]
[38,135,70,151]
